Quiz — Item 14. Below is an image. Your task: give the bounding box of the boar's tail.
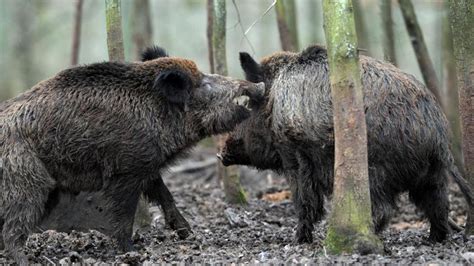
[449,163,473,208]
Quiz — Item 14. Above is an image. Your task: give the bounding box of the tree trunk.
[448,0,474,235]
[399,0,442,103]
[105,0,151,228]
[207,0,247,205]
[380,0,397,65]
[307,0,324,45]
[322,0,382,254]
[105,0,125,61]
[275,0,298,51]
[130,0,152,60]
[442,3,462,170]
[71,0,83,65]
[353,0,371,55]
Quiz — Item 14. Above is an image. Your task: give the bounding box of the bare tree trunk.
[105,0,151,228]
[207,0,247,205]
[442,4,462,170]
[399,0,442,103]
[322,0,382,254]
[71,0,83,65]
[206,0,214,73]
[448,0,474,235]
[308,0,323,45]
[275,0,298,51]
[353,0,371,55]
[130,0,152,60]
[380,0,397,65]
[105,0,125,61]
[13,3,35,93]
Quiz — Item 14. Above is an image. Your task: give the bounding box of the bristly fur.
[221,44,474,245]
[0,47,262,264]
[141,45,169,62]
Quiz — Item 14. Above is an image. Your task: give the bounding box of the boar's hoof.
[294,224,313,244]
[117,238,134,253]
[165,210,192,239]
[175,227,192,239]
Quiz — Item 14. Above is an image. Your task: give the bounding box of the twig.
[168,158,217,173]
[243,0,277,55]
[231,0,256,55]
[42,255,56,265]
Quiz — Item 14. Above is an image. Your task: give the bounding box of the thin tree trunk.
[308,0,324,45]
[71,0,83,65]
[448,0,474,235]
[206,0,214,73]
[380,0,397,65]
[207,0,247,205]
[322,0,382,254]
[14,3,35,93]
[275,0,298,51]
[130,0,152,60]
[442,4,462,170]
[105,0,125,61]
[105,0,151,228]
[353,0,371,55]
[284,0,298,51]
[399,0,441,103]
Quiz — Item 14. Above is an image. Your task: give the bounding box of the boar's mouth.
[232,81,265,111]
[217,152,237,166]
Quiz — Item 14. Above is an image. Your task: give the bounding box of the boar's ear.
[141,45,169,61]
[154,70,192,105]
[239,52,263,83]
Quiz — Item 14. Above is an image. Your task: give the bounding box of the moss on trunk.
[105,0,124,61]
[322,0,382,254]
[448,0,474,235]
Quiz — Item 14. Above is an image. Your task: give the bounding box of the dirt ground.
[1,147,473,265]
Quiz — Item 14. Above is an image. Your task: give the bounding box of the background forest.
[0,0,451,102]
[1,0,472,264]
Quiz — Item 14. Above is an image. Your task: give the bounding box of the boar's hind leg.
[104,181,142,252]
[290,165,325,243]
[368,166,395,233]
[409,166,449,242]
[143,175,191,239]
[2,143,55,265]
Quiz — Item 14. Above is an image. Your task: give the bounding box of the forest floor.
[1,147,473,265]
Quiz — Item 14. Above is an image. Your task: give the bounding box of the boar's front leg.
[104,180,142,252]
[143,175,191,239]
[288,152,326,244]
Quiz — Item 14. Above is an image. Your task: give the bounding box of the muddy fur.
[0,46,264,264]
[220,45,473,244]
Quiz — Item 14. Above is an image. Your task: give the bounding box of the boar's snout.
[217,137,251,166]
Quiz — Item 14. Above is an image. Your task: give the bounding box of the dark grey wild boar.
[0,46,264,264]
[218,45,473,244]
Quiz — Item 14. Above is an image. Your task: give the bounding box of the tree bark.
[207,0,247,205]
[275,0,298,51]
[130,0,152,60]
[322,0,382,254]
[105,0,151,228]
[442,3,462,170]
[353,0,371,55]
[399,0,442,103]
[380,0,397,65]
[105,0,125,61]
[448,0,474,235]
[71,0,83,65]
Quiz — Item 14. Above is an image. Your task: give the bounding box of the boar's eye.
[154,70,192,105]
